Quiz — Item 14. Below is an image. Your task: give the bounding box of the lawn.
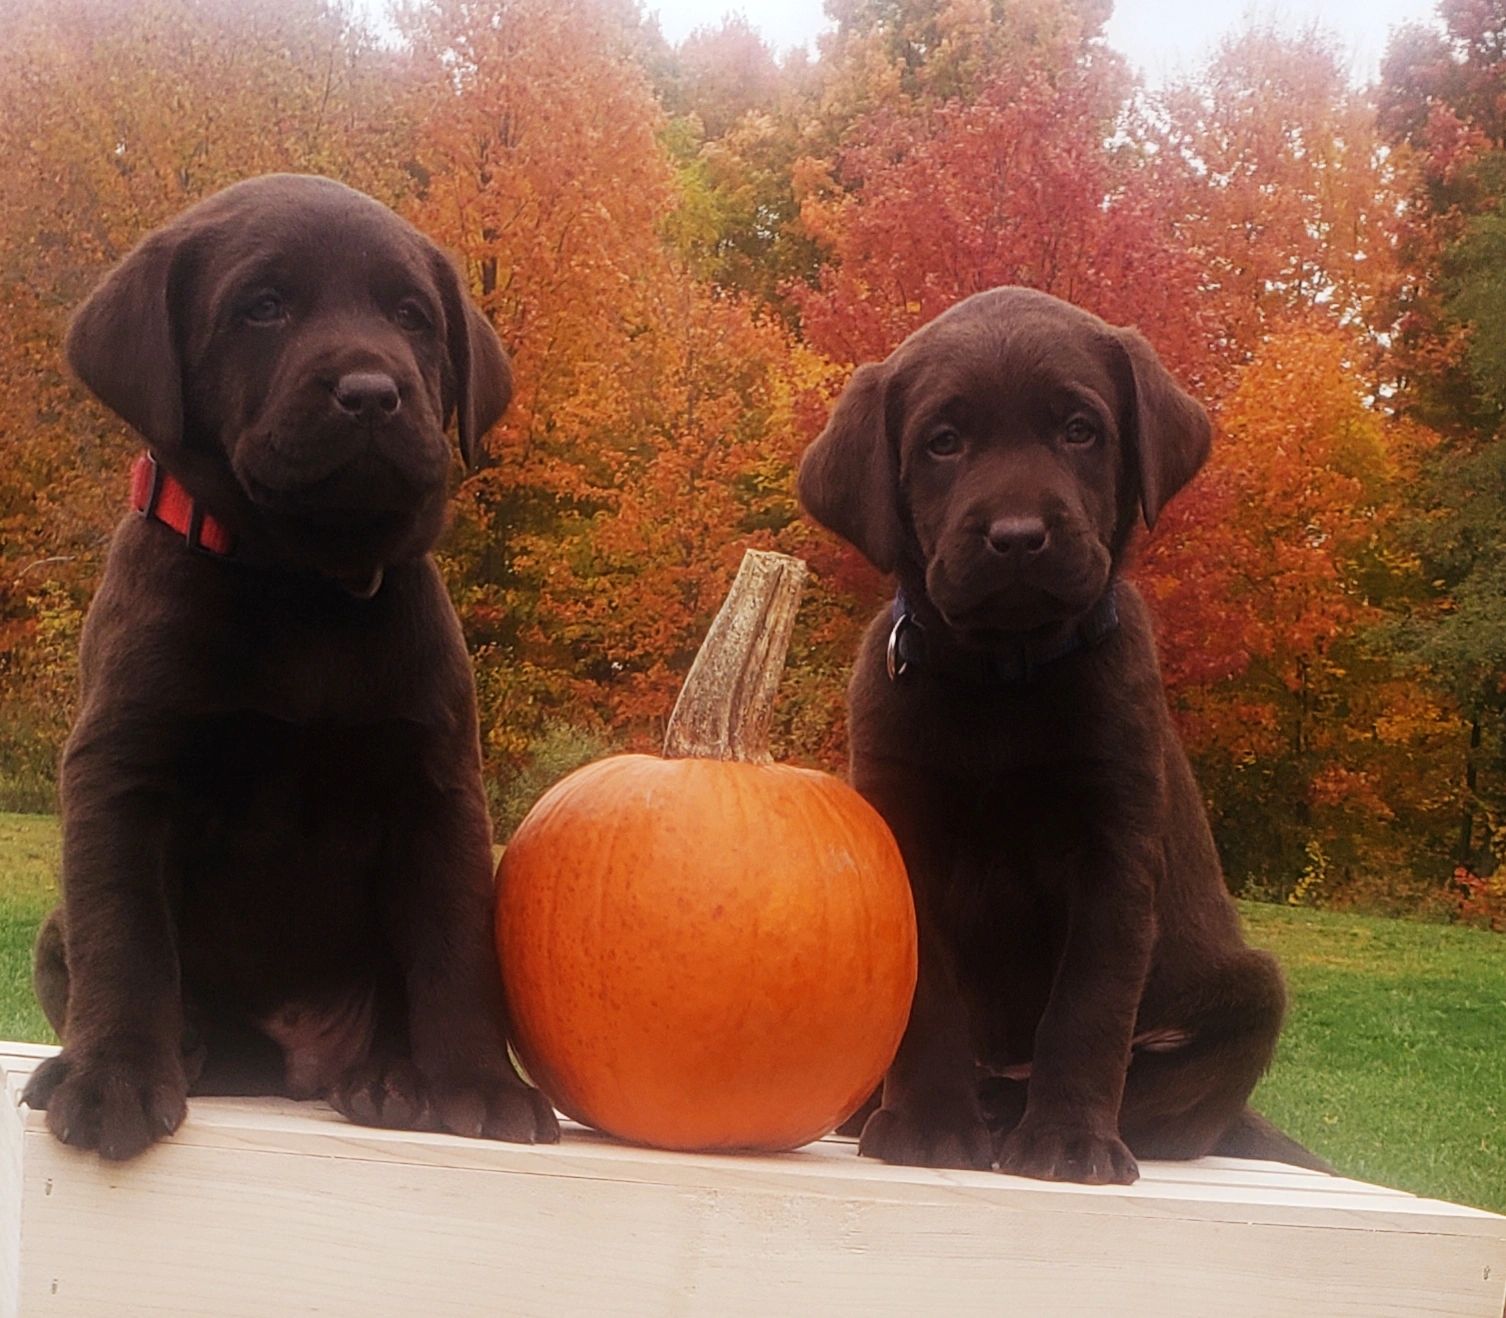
[1,811,1501,1212]
[1244,902,1505,1214]
[0,811,57,1047]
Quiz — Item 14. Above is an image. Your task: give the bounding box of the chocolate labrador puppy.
[800,287,1324,1184]
[23,175,557,1159]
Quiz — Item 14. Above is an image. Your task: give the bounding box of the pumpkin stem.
[663,549,809,764]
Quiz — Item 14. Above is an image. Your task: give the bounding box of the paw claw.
[331,1055,555,1145]
[997,1118,1138,1185]
[859,1104,993,1170]
[329,1056,430,1131]
[25,1047,187,1160]
[431,1075,557,1144]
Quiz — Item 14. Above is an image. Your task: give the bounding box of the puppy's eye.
[242,293,287,326]
[394,301,431,333]
[1063,416,1098,447]
[926,428,963,458]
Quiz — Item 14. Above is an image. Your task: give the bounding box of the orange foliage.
[1155,25,1404,368]
[0,0,1480,911]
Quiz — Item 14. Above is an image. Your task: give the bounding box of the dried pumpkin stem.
[663,549,809,764]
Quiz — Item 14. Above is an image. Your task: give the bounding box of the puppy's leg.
[359,776,556,1145]
[1119,949,1306,1163]
[835,1085,881,1137]
[846,769,992,1170]
[860,913,994,1170]
[326,979,432,1128]
[22,724,189,1159]
[31,907,68,1036]
[995,835,1156,1186]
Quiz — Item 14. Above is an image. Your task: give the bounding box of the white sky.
[647,0,1444,84]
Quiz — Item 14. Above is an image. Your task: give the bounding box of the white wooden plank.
[10,1123,1505,1318]
[2,1047,1498,1224]
[0,1063,21,1318]
[0,1043,56,1063]
[3,1043,1504,1318]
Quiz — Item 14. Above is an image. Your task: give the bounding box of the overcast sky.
[647,0,1445,84]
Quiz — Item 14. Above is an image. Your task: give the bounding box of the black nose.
[332,372,401,420]
[986,516,1049,557]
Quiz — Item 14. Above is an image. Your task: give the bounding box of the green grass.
[0,811,58,1047]
[1242,901,1505,1213]
[1,812,1501,1211]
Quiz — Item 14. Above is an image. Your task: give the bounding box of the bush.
[491,720,618,842]
[0,769,57,816]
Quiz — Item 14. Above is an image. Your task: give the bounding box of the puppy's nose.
[986,516,1049,558]
[332,372,401,420]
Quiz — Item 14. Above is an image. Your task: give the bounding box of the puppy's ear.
[66,229,193,453]
[1115,328,1212,529]
[797,362,904,573]
[435,251,513,470]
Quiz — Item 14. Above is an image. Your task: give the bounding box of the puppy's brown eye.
[394,301,431,333]
[926,428,962,458]
[242,293,286,326]
[1063,417,1098,446]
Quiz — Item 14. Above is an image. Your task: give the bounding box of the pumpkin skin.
[495,752,917,1152]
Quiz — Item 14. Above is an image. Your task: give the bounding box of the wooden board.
[4,1043,1504,1317]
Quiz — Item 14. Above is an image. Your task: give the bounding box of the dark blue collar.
[887,583,1121,684]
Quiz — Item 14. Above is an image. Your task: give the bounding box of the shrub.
[491,720,618,842]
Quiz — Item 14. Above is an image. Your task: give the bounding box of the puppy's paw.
[859,1103,993,1170]
[425,1068,559,1145]
[23,1047,188,1161]
[996,1117,1138,1184]
[329,1055,431,1130]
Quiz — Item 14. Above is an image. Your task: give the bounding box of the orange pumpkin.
[495,551,916,1152]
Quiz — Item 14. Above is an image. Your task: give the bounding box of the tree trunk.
[1456,707,1482,867]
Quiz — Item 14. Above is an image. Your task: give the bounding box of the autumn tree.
[0,0,1491,915]
[1154,329,1441,900]
[396,0,819,786]
[0,0,396,805]
[1379,0,1506,878]
[788,0,1206,368]
[1153,25,1403,374]
[651,19,825,314]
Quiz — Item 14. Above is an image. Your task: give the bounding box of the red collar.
[130,453,234,556]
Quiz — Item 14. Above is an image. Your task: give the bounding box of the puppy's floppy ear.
[66,228,195,453]
[797,361,905,573]
[1115,328,1212,529]
[434,250,513,470]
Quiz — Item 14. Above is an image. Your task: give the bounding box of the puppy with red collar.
[25,175,555,1159]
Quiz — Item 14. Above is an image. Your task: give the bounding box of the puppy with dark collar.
[24,175,557,1159]
[799,287,1324,1184]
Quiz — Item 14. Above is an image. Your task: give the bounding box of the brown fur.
[23,175,557,1159]
[799,288,1327,1184]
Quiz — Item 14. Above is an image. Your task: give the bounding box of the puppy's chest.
[230,613,428,724]
[164,566,454,726]
[168,715,443,1008]
[940,774,1087,893]
[173,713,429,869]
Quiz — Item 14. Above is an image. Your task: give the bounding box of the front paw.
[996,1116,1138,1184]
[423,1066,559,1145]
[330,1054,431,1130]
[859,1103,993,1170]
[22,1046,188,1161]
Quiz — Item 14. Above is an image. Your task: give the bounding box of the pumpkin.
[495,550,917,1152]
